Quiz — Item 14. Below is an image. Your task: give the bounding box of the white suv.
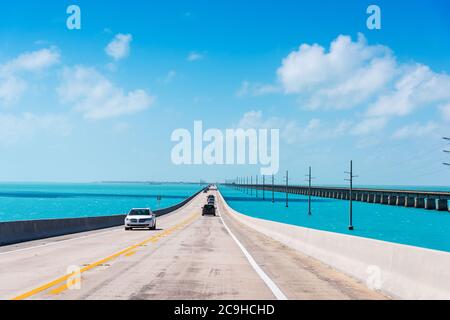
[124,208,156,231]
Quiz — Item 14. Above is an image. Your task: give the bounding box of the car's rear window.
[129,209,151,216]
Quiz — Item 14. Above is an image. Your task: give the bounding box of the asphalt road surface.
[0,190,388,300]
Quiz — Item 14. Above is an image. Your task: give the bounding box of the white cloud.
[277,33,395,110]
[367,64,450,117]
[187,52,204,62]
[0,47,60,105]
[0,76,26,105]
[58,66,155,120]
[163,70,177,83]
[236,81,280,97]
[0,112,71,145]
[105,34,133,61]
[351,117,387,136]
[237,110,284,130]
[1,47,60,74]
[236,110,347,145]
[273,34,450,136]
[440,103,450,122]
[392,122,438,139]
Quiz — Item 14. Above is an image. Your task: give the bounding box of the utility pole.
[272,174,275,203]
[256,175,258,198]
[284,170,289,208]
[262,175,265,200]
[345,160,358,231]
[305,166,315,215]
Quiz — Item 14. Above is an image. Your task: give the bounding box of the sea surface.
[220,185,450,253]
[0,183,203,222]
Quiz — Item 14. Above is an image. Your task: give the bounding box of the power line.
[444,137,450,167]
[388,141,450,169]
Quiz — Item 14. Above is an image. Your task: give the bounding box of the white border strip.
[217,201,288,300]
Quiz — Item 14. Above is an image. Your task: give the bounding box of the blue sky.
[0,0,449,186]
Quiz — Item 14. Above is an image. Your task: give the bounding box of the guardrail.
[0,189,203,246]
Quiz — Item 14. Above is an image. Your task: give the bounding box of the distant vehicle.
[202,204,216,216]
[124,208,156,230]
[207,195,215,201]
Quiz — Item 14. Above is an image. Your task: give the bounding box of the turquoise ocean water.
[0,183,203,222]
[220,185,450,253]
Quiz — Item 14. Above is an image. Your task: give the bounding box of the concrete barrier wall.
[218,192,450,300]
[0,190,202,246]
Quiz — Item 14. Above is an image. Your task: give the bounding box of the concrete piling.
[415,197,425,208]
[436,199,449,211]
[388,195,396,205]
[405,197,415,207]
[425,198,436,210]
[396,196,406,206]
[374,194,381,203]
[436,199,448,211]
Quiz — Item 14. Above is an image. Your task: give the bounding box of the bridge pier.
[436,199,448,211]
[415,197,425,208]
[425,198,436,210]
[387,195,396,205]
[373,194,381,203]
[380,194,388,204]
[405,197,415,207]
[396,196,405,206]
[367,194,374,202]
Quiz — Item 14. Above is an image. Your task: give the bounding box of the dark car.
[207,195,215,201]
[202,204,216,216]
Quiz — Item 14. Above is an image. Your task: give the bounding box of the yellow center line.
[11,212,198,300]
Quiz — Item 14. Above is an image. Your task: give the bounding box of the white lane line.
[216,196,288,300]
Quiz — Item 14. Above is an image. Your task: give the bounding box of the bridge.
[230,184,450,211]
[0,190,384,300]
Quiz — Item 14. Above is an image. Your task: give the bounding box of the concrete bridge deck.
[0,190,386,300]
[232,184,450,211]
